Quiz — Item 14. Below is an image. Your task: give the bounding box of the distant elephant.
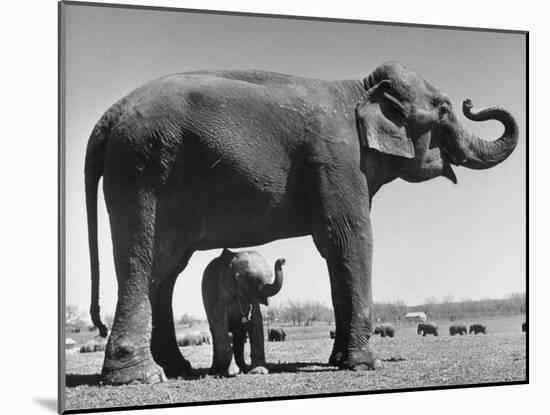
[417,322,439,336]
[449,324,468,336]
[80,336,107,353]
[329,330,336,339]
[85,62,519,384]
[268,328,286,342]
[373,323,395,338]
[202,249,285,376]
[177,331,209,347]
[469,324,487,334]
[200,331,211,345]
[522,322,527,333]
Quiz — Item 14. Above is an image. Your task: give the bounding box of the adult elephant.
[449,324,468,336]
[202,249,285,376]
[469,324,487,334]
[417,322,439,336]
[374,323,395,338]
[86,62,518,384]
[268,328,286,342]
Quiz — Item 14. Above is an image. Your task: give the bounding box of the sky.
[62,4,526,320]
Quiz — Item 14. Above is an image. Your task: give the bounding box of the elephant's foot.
[248,366,269,375]
[328,349,344,367]
[102,357,166,385]
[101,342,167,385]
[339,348,383,371]
[208,361,240,378]
[161,354,194,378]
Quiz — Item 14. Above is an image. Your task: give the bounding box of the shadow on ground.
[267,361,334,373]
[66,374,102,387]
[66,362,335,387]
[66,359,409,386]
[34,398,57,412]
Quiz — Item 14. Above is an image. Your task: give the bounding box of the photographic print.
[59,1,527,412]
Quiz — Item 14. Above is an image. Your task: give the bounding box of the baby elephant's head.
[231,252,285,306]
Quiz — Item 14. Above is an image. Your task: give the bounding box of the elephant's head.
[230,251,285,306]
[356,62,518,184]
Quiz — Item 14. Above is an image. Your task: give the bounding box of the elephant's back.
[116,70,335,131]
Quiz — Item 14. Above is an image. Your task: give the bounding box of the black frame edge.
[59,0,528,35]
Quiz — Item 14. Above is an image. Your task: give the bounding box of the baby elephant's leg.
[231,326,248,373]
[248,304,268,374]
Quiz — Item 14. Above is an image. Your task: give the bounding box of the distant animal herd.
[75,320,527,354]
[330,321,527,340]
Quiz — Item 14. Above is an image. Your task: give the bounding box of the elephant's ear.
[356,79,415,159]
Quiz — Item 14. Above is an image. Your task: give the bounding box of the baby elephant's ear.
[356,80,415,159]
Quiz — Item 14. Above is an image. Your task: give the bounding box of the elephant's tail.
[85,104,123,338]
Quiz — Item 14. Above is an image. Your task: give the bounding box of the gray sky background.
[63,4,526,320]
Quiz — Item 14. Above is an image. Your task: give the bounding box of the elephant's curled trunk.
[262,258,285,298]
[452,100,519,170]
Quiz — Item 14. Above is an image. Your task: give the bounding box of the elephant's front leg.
[151,270,193,378]
[325,232,381,370]
[311,170,382,371]
[248,304,268,374]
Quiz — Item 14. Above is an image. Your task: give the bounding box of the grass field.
[64,315,526,411]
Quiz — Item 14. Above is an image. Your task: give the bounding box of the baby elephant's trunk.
[262,258,286,299]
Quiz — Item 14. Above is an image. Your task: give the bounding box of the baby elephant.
[449,324,468,336]
[469,323,487,334]
[202,249,285,377]
[417,322,439,336]
[373,323,395,338]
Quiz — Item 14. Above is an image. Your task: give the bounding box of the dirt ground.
[64,315,526,412]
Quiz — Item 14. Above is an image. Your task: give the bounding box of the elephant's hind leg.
[231,326,248,373]
[101,190,165,385]
[151,252,194,378]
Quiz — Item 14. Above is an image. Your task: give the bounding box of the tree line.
[264,293,526,326]
[66,292,525,332]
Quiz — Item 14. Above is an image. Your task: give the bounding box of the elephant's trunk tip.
[262,258,285,298]
[453,99,519,170]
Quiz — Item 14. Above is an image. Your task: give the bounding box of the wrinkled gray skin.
[268,328,286,342]
[469,324,487,334]
[374,323,395,338]
[417,322,439,336]
[449,324,468,336]
[202,249,284,376]
[86,61,518,384]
